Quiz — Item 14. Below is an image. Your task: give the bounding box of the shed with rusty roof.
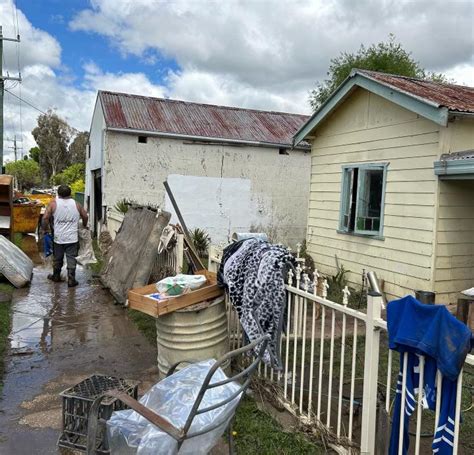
[86,91,311,245]
[294,70,474,304]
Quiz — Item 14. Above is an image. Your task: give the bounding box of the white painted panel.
[165,174,269,244]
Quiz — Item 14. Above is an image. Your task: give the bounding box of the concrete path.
[0,262,158,454]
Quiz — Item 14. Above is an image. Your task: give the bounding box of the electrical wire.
[4,88,81,133]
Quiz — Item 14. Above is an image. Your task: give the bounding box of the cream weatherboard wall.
[434,117,474,304]
[97,130,310,245]
[306,88,441,301]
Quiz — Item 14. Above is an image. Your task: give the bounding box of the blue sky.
[18,0,179,88]
[1,0,473,157]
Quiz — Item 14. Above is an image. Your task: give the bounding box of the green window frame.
[339,163,388,238]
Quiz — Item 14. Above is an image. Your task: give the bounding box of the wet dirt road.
[0,259,158,454]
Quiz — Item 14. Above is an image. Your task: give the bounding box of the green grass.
[89,238,104,274]
[234,396,324,454]
[0,283,14,394]
[128,309,156,344]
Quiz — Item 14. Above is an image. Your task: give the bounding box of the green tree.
[5,160,41,191]
[310,35,448,110]
[69,131,89,164]
[31,110,72,181]
[70,178,85,195]
[52,163,85,186]
[29,146,41,163]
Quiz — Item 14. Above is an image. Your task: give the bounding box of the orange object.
[12,203,43,233]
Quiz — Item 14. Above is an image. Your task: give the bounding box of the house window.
[339,163,387,237]
[138,136,148,144]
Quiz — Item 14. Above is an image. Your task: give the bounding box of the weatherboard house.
[86,91,311,245]
[294,70,474,304]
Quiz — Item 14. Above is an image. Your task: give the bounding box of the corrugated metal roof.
[99,91,310,147]
[358,70,474,113]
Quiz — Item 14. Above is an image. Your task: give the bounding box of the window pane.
[355,168,384,234]
[341,169,354,230]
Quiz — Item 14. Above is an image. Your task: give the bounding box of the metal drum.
[155,295,229,378]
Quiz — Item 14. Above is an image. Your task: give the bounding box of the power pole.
[0,25,21,172]
[7,135,21,161]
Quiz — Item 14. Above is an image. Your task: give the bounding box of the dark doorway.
[92,170,102,234]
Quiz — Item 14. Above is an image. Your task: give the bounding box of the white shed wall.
[85,99,106,225]
[101,132,310,245]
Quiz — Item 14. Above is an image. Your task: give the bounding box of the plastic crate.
[58,374,138,454]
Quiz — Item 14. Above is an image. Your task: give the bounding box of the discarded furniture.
[101,206,171,304]
[128,270,223,318]
[0,235,33,287]
[87,335,270,455]
[0,175,13,237]
[58,374,138,454]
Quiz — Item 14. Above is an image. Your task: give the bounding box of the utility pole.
[7,135,21,161]
[0,25,22,172]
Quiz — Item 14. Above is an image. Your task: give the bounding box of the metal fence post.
[360,291,382,454]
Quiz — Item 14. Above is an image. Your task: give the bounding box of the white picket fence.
[212,245,474,454]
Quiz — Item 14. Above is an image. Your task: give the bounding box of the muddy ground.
[0,247,158,454]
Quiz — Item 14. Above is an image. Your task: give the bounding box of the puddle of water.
[8,263,133,355]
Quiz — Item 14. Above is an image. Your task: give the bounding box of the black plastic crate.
[58,374,138,454]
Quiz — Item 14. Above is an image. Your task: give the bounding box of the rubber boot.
[47,268,63,282]
[67,269,79,288]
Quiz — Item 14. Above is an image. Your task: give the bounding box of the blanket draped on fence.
[218,238,294,368]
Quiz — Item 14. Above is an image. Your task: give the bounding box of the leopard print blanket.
[218,238,294,368]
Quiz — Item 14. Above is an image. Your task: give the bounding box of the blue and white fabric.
[387,295,472,454]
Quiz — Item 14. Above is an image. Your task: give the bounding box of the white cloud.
[444,62,474,87]
[167,69,311,114]
[0,0,61,71]
[2,0,474,162]
[82,62,166,97]
[70,0,474,87]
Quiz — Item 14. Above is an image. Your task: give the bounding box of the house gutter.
[106,127,310,151]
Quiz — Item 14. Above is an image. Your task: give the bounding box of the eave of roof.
[293,70,469,145]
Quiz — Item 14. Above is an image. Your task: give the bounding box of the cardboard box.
[128,270,224,318]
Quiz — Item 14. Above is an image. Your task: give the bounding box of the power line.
[4,88,81,133]
[5,87,44,114]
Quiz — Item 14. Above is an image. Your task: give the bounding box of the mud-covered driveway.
[0,262,158,454]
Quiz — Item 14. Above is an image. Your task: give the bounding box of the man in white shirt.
[42,185,89,287]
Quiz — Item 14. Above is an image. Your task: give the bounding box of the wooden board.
[128,270,224,318]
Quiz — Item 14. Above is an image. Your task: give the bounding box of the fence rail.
[217,246,473,454]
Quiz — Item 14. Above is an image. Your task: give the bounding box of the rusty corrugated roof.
[99,91,310,147]
[358,70,474,113]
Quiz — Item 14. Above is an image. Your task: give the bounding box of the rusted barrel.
[155,295,229,377]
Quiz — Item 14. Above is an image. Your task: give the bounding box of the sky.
[1,0,473,160]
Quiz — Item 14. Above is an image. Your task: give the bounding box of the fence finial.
[342,285,351,306]
[302,273,310,292]
[322,278,329,299]
[313,269,320,296]
[287,268,294,287]
[295,262,302,285]
[296,242,302,259]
